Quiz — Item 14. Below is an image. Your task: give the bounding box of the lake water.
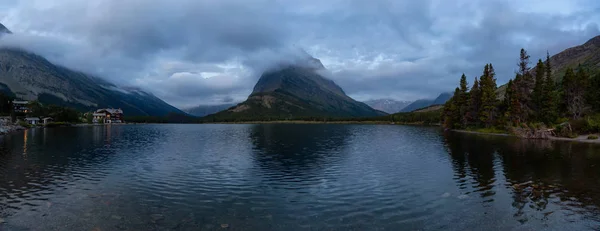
[1,124,600,230]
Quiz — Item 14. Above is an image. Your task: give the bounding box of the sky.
[0,0,599,109]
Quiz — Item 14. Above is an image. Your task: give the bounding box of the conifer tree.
[514,48,533,121]
[587,73,600,112]
[458,74,469,127]
[443,87,462,129]
[562,68,588,119]
[541,52,556,124]
[467,78,481,126]
[479,64,498,127]
[503,79,519,124]
[532,59,545,120]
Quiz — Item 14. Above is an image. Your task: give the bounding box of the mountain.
[400,99,434,112]
[547,35,600,80]
[400,92,451,112]
[0,24,183,116]
[0,23,11,34]
[184,103,236,117]
[498,35,600,96]
[363,99,413,114]
[432,92,452,105]
[204,59,385,121]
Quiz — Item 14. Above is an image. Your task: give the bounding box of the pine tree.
[443,87,462,129]
[503,79,520,125]
[514,48,533,121]
[541,52,556,124]
[562,67,588,119]
[479,64,498,127]
[458,74,469,127]
[459,74,469,94]
[466,78,481,126]
[587,73,600,112]
[532,59,545,120]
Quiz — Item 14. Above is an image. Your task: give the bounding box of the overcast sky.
[1,0,599,108]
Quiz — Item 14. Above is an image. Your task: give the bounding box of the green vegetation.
[0,92,14,116]
[27,101,81,123]
[443,48,600,138]
[386,110,441,125]
[588,135,598,140]
[18,121,32,128]
[44,122,72,127]
[85,113,94,124]
[467,127,506,134]
[126,113,198,124]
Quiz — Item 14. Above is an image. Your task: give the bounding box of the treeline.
[443,48,600,136]
[0,93,81,123]
[126,113,199,124]
[27,101,81,122]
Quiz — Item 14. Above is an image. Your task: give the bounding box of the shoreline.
[202,120,441,125]
[452,129,600,144]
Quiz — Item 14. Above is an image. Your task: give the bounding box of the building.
[42,117,54,125]
[13,100,29,113]
[25,117,40,125]
[93,108,124,123]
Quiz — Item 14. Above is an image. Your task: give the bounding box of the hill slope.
[204,62,385,121]
[498,35,600,96]
[0,48,184,116]
[549,35,600,80]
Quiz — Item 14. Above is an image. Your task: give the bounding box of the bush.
[556,117,569,125]
[588,135,599,140]
[528,122,546,129]
[18,121,32,128]
[570,119,588,134]
[585,114,600,133]
[555,124,578,138]
[44,122,71,127]
[473,127,506,134]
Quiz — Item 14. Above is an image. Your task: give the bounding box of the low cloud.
[1,0,599,108]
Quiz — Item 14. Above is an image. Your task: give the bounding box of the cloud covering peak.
[0,0,599,108]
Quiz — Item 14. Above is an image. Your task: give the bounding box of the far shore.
[201,120,441,125]
[452,129,600,144]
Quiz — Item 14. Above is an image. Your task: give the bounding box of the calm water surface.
[1,124,600,230]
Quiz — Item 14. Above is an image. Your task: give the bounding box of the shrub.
[585,114,600,133]
[555,124,578,138]
[556,117,569,125]
[18,121,32,128]
[588,135,599,140]
[570,119,588,134]
[44,122,71,128]
[475,127,506,134]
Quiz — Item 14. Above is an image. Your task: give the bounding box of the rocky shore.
[0,122,26,135]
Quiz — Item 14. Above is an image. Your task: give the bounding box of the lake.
[1,124,600,230]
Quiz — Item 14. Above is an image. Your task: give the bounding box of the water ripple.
[1,125,600,230]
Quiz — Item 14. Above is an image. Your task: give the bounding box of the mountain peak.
[0,23,12,34]
[204,62,385,120]
[584,35,600,46]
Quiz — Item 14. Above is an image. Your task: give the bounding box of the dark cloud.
[1,0,599,108]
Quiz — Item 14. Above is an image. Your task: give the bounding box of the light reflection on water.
[0,124,599,230]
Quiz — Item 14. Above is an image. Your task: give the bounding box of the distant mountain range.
[363,99,413,114]
[0,23,184,116]
[204,57,386,121]
[400,92,452,112]
[184,104,236,117]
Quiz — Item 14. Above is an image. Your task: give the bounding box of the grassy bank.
[453,128,600,144]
